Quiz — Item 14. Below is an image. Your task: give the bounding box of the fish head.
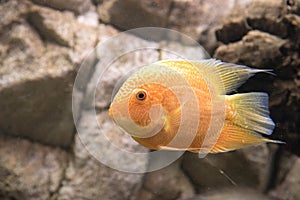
[109,74,167,138]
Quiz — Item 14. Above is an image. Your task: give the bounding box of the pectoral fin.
[163,104,182,133]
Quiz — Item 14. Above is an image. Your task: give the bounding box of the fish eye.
[136,90,147,101]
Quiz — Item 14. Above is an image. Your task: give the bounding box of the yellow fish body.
[109,59,282,153]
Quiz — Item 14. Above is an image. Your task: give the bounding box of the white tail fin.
[227,92,275,135]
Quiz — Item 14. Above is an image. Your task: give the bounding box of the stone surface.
[31,0,94,14]
[270,148,298,189]
[181,145,272,192]
[137,159,195,200]
[270,157,300,200]
[216,0,300,44]
[98,0,172,29]
[28,6,77,47]
[95,33,160,109]
[186,188,273,200]
[0,135,67,200]
[92,0,103,4]
[214,2,300,155]
[57,111,147,199]
[214,30,286,68]
[239,145,277,191]
[159,41,209,60]
[0,21,75,147]
[77,11,99,27]
[167,0,253,53]
[286,0,300,15]
[71,12,99,64]
[284,14,300,44]
[216,8,251,44]
[0,0,29,33]
[0,0,100,147]
[246,0,288,38]
[217,0,300,45]
[97,0,253,53]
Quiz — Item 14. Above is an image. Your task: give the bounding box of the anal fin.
[211,121,281,153]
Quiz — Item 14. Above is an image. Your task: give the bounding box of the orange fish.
[109,59,283,153]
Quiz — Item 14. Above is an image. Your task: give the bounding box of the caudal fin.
[226,92,275,135]
[209,92,284,153]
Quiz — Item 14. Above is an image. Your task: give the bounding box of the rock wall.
[0,0,299,200]
[214,0,300,156]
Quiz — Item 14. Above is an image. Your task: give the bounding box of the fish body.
[109,59,282,153]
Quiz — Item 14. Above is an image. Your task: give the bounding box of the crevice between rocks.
[49,150,72,200]
[179,154,200,194]
[26,10,71,47]
[263,146,282,193]
[47,44,101,200]
[165,0,175,28]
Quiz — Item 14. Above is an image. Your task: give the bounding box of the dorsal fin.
[155,59,272,94]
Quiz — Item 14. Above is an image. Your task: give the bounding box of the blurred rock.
[72,24,118,120]
[167,0,205,40]
[186,188,273,200]
[240,145,278,191]
[57,111,147,200]
[283,14,300,44]
[95,32,159,109]
[28,6,77,47]
[246,0,288,38]
[137,159,195,200]
[67,27,150,197]
[70,13,99,64]
[214,1,300,155]
[0,21,75,147]
[0,21,45,59]
[98,0,172,29]
[182,145,273,192]
[0,135,67,200]
[270,157,300,200]
[92,0,103,5]
[31,0,94,14]
[216,0,300,45]
[94,26,208,110]
[159,41,209,60]
[28,5,99,59]
[269,148,298,189]
[214,30,286,68]
[286,0,300,15]
[216,8,251,44]
[0,1,101,147]
[97,0,253,53]
[168,0,253,53]
[77,11,99,27]
[0,0,29,33]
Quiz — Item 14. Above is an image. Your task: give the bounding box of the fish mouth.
[108,104,117,124]
[108,102,166,138]
[109,106,113,118]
